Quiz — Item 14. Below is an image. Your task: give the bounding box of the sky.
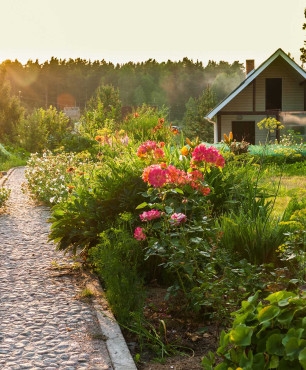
[0,0,305,68]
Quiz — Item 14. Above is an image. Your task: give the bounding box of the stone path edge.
[0,167,16,187]
[83,272,137,370]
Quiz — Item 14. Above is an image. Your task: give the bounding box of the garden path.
[0,167,112,369]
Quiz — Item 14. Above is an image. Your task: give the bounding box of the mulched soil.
[123,287,222,370]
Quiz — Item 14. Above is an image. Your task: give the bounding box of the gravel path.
[0,168,112,369]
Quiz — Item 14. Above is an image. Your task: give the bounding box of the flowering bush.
[132,142,225,303]
[0,187,10,208]
[25,151,91,205]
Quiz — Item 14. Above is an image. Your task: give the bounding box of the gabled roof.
[206,48,306,120]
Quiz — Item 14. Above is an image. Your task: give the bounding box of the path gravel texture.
[0,168,113,369]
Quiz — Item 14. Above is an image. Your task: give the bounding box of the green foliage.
[17,106,71,152]
[86,84,122,122]
[202,290,306,370]
[48,150,146,255]
[88,220,145,324]
[80,85,122,137]
[182,87,216,142]
[0,186,10,208]
[219,207,287,265]
[0,78,24,141]
[122,105,173,142]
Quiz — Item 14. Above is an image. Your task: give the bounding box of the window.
[266,78,282,110]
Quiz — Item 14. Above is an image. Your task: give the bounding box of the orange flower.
[95,136,104,143]
[134,112,139,118]
[186,138,192,146]
[160,162,167,169]
[66,167,76,173]
[158,118,165,124]
[171,129,179,135]
[229,131,233,140]
[180,146,189,156]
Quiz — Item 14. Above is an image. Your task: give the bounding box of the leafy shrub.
[49,151,146,255]
[202,290,306,370]
[219,206,287,265]
[122,105,175,142]
[17,106,71,152]
[88,217,145,324]
[60,133,96,153]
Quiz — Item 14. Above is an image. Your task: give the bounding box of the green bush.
[202,290,306,370]
[17,106,71,152]
[219,205,287,265]
[89,220,145,324]
[49,151,146,255]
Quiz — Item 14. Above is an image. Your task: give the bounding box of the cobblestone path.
[0,168,112,369]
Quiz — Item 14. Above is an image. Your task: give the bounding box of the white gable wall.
[256,56,304,111]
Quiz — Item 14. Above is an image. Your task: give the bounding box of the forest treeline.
[0,57,245,121]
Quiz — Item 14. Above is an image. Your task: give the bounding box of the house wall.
[220,114,273,144]
[221,56,304,113]
[222,83,253,111]
[256,56,304,111]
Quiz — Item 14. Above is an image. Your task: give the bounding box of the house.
[206,49,306,144]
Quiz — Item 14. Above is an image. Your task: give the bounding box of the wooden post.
[217,114,221,142]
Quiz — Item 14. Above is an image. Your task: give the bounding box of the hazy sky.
[1,0,305,68]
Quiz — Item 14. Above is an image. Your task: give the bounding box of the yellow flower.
[229,131,233,140]
[181,146,189,156]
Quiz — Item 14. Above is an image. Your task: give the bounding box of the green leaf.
[282,328,304,346]
[253,353,265,370]
[258,305,281,323]
[277,309,296,327]
[201,351,215,369]
[266,333,285,356]
[285,338,306,360]
[266,291,297,304]
[214,363,228,370]
[164,206,173,214]
[248,290,260,304]
[239,350,253,369]
[299,347,306,369]
[229,325,253,346]
[269,355,279,368]
[174,187,184,194]
[279,358,301,370]
[136,202,148,209]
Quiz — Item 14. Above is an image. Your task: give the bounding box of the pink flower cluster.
[140,209,161,222]
[191,144,225,168]
[137,141,165,160]
[170,213,187,225]
[142,164,210,195]
[134,227,146,241]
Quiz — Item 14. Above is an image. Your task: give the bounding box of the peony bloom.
[140,209,161,222]
[154,148,165,159]
[148,167,167,187]
[191,144,225,168]
[134,227,146,240]
[170,213,187,225]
